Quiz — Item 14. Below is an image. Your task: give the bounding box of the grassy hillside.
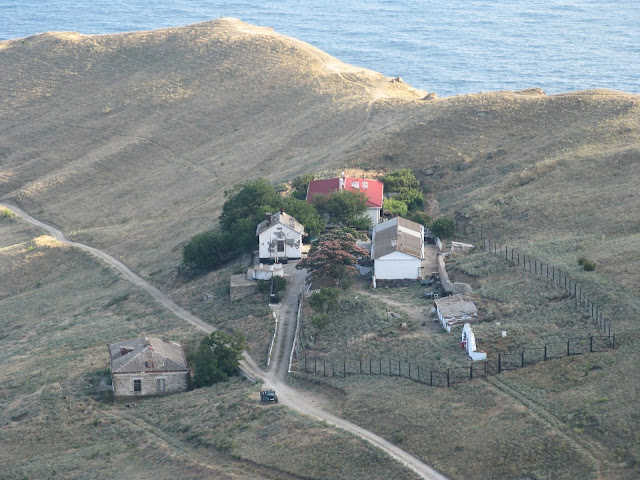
[2,18,640,479]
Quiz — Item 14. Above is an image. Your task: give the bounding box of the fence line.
[288,292,303,373]
[454,220,614,339]
[297,335,614,388]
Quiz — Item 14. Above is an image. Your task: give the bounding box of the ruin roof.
[435,294,479,326]
[108,337,188,374]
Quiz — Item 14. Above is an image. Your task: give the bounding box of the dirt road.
[3,203,448,480]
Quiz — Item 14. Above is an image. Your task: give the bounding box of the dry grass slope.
[2,18,640,479]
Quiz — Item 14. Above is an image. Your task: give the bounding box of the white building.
[371,216,424,282]
[108,337,189,397]
[256,210,305,264]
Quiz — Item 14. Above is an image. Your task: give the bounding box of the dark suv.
[260,389,278,403]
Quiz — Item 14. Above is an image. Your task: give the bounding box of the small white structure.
[371,216,424,282]
[108,337,189,397]
[461,323,486,361]
[256,210,305,264]
[434,294,478,332]
[251,263,284,280]
[451,241,475,254]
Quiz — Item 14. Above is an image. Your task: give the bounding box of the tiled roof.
[306,176,384,208]
[109,337,188,374]
[256,211,305,235]
[371,216,424,259]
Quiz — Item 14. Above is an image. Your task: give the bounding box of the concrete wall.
[437,256,472,294]
[461,323,486,361]
[113,371,187,397]
[365,207,381,225]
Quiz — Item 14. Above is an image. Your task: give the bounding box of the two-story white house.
[256,210,305,264]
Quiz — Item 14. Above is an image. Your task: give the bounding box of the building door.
[157,378,165,393]
[277,240,285,254]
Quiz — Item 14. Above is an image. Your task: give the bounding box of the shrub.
[311,314,332,329]
[578,257,596,271]
[310,287,341,313]
[430,216,456,238]
[0,207,15,220]
[272,275,288,294]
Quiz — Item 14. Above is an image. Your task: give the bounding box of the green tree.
[291,173,316,200]
[310,287,341,313]
[381,168,419,191]
[189,331,245,389]
[297,229,369,286]
[220,178,280,230]
[182,230,232,270]
[314,190,371,229]
[430,216,456,238]
[394,187,424,211]
[383,198,409,217]
[282,196,325,238]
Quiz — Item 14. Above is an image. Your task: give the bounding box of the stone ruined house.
[108,337,189,397]
[256,209,305,264]
[306,172,384,225]
[371,216,424,285]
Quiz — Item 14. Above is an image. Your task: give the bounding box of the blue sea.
[1,0,638,97]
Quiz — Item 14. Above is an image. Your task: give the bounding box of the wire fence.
[454,219,614,338]
[297,334,614,388]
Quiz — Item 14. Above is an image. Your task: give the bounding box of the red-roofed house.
[306,172,384,225]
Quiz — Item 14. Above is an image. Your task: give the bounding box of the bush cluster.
[578,257,596,271]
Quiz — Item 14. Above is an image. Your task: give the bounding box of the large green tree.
[381,168,419,191]
[219,178,280,230]
[188,331,245,389]
[313,190,371,229]
[430,216,456,238]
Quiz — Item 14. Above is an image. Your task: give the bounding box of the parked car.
[260,389,278,403]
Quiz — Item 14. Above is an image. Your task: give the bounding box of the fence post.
[518,253,520,266]
[498,353,502,373]
[552,266,555,282]
[379,358,382,374]
[323,358,326,376]
[544,344,547,361]
[417,364,421,383]
[314,357,317,374]
[521,351,525,367]
[590,336,593,353]
[409,363,411,379]
[484,361,488,376]
[430,370,433,386]
[480,224,483,239]
[447,369,450,388]
[546,264,549,278]
[399,360,401,377]
[608,323,611,338]
[389,359,392,376]
[565,275,567,293]
[567,340,570,356]
[534,260,537,274]
[370,358,372,375]
[332,365,335,377]
[344,359,346,377]
[470,365,473,380]
[360,359,362,374]
[505,246,508,260]
[305,356,307,373]
[494,243,497,254]
[612,334,615,349]
[472,223,475,236]
[529,258,532,272]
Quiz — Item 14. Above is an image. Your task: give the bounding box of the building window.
[277,240,285,252]
[133,379,142,392]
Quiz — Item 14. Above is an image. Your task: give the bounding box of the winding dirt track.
[2,202,448,480]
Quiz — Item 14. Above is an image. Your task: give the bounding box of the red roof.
[306,176,384,208]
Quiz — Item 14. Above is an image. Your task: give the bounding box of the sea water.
[1,0,638,97]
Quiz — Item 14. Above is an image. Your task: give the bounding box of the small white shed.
[256,210,305,264]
